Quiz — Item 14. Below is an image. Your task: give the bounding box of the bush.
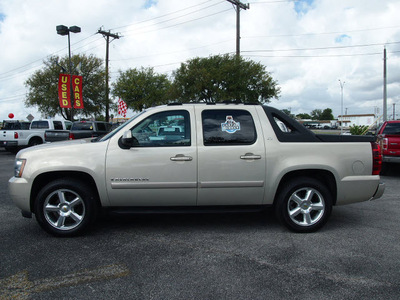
[349,125,369,135]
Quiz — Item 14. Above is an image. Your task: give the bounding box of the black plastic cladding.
[262,105,376,143]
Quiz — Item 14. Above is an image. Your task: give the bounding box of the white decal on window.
[221,116,240,134]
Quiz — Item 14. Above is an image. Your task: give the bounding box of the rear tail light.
[69,133,75,140]
[14,132,18,139]
[382,138,388,151]
[371,142,382,175]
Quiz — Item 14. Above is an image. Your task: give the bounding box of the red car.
[377,121,400,170]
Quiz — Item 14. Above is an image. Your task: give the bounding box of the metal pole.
[236,3,240,57]
[105,34,110,122]
[383,46,387,122]
[339,80,345,134]
[68,32,74,121]
[393,103,396,120]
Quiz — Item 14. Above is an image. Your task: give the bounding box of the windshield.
[98,111,145,142]
[72,122,94,130]
[382,122,400,135]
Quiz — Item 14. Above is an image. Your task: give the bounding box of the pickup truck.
[1,119,72,152]
[44,121,112,142]
[1,121,31,150]
[9,103,385,236]
[376,120,400,171]
[1,120,31,130]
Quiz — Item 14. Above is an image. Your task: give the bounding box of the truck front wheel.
[275,177,333,233]
[34,179,98,237]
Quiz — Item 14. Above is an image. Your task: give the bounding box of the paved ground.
[0,149,399,299]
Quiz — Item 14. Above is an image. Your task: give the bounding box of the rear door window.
[202,110,257,146]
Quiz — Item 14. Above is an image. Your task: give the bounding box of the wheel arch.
[28,136,43,146]
[274,169,337,206]
[30,171,101,212]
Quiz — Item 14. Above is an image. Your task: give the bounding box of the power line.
[113,0,225,32]
[241,41,400,53]
[244,25,400,39]
[120,8,232,37]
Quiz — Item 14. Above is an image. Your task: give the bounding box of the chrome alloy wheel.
[287,187,325,227]
[43,189,86,231]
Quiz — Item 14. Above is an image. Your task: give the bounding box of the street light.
[339,79,345,135]
[56,25,81,121]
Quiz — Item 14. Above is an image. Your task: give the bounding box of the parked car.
[45,121,112,142]
[9,103,384,236]
[1,120,31,130]
[376,120,400,172]
[1,119,71,152]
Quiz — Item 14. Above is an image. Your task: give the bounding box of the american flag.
[118,98,127,117]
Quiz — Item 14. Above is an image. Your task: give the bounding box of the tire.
[380,163,389,175]
[5,146,19,154]
[34,178,99,237]
[274,177,333,233]
[29,138,43,147]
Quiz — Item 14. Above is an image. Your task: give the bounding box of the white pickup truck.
[9,103,385,236]
[1,119,72,152]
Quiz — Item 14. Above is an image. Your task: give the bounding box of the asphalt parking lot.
[1,148,400,299]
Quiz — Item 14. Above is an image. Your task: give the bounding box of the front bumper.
[9,176,31,213]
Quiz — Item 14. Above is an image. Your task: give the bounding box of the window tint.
[72,122,93,130]
[53,121,63,130]
[202,110,256,146]
[383,123,400,135]
[131,110,190,147]
[31,121,49,129]
[97,123,106,131]
[21,122,31,130]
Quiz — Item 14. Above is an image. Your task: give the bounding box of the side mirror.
[118,130,139,149]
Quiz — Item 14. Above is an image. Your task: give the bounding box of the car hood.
[16,138,95,157]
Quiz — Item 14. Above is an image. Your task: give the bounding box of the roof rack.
[167,101,261,106]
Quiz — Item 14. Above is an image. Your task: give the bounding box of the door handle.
[170,154,193,161]
[240,153,261,160]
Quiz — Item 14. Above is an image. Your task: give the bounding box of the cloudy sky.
[0,0,399,121]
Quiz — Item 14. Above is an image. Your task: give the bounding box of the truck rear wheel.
[28,137,42,147]
[275,177,332,233]
[34,179,98,237]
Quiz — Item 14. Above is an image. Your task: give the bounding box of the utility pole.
[393,103,396,120]
[383,46,387,122]
[339,79,345,135]
[97,28,121,122]
[226,0,249,57]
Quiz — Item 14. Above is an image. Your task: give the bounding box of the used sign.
[58,74,84,109]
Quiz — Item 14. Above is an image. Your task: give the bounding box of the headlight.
[14,159,26,178]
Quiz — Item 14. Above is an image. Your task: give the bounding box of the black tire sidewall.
[34,178,98,237]
[29,138,43,147]
[275,177,333,233]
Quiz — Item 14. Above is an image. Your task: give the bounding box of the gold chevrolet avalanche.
[9,103,385,236]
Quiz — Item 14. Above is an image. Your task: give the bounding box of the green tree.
[25,54,106,120]
[171,54,280,103]
[311,109,323,120]
[311,108,334,120]
[320,108,334,120]
[282,109,295,119]
[296,113,312,119]
[112,67,171,111]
